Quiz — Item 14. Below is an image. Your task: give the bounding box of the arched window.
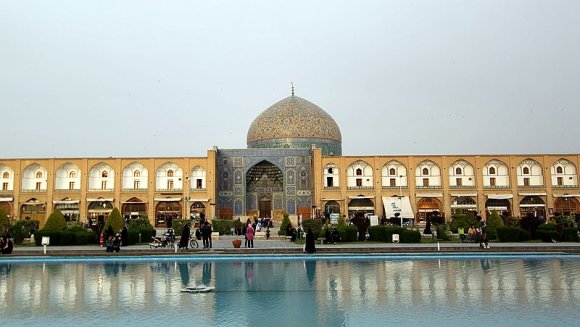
[489,167,496,175]
[356,168,362,176]
[2,172,9,179]
[328,167,333,174]
[422,168,429,176]
[455,167,462,175]
[389,168,396,176]
[523,167,530,175]
[556,166,563,174]
[36,171,42,179]
[167,170,174,177]
[134,170,140,177]
[102,171,108,178]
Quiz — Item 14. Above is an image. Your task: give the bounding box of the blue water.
[1,254,579,326]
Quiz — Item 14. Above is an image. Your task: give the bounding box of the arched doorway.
[246,161,283,220]
[0,200,13,219]
[324,200,340,216]
[88,199,113,228]
[416,198,443,223]
[554,197,580,216]
[54,198,80,221]
[155,200,181,227]
[485,198,512,218]
[190,202,205,224]
[20,198,46,225]
[451,196,477,215]
[347,198,374,218]
[121,197,147,220]
[519,196,545,218]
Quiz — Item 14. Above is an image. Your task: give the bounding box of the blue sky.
[1,0,579,158]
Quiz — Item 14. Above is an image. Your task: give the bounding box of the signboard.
[368,215,379,226]
[330,213,340,224]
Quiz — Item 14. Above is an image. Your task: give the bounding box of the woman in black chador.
[305,228,316,254]
[179,223,191,249]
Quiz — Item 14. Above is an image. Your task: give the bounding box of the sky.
[1,0,579,158]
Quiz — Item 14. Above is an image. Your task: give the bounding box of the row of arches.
[8,197,207,227]
[322,196,580,223]
[0,162,207,192]
[324,158,578,189]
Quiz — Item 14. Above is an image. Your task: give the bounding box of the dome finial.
[291,82,294,96]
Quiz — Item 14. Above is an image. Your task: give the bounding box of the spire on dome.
[291,82,294,96]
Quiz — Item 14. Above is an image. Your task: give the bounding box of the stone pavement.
[5,235,580,257]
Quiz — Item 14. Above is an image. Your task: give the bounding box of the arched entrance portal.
[324,201,340,216]
[88,199,113,229]
[485,199,512,218]
[519,196,545,218]
[246,161,283,220]
[20,198,46,225]
[347,198,374,218]
[416,198,443,223]
[554,197,580,216]
[122,197,147,220]
[155,200,181,227]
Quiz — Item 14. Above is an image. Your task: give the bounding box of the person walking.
[179,223,190,249]
[305,228,316,253]
[246,223,255,248]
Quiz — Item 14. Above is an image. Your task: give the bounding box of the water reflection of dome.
[246,95,342,155]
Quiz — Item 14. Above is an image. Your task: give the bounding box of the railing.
[0,190,13,194]
[483,185,510,189]
[347,186,374,190]
[323,186,340,190]
[415,185,442,189]
[449,185,476,189]
[156,188,183,192]
[552,185,579,188]
[20,189,47,193]
[88,188,114,192]
[518,185,545,188]
[54,189,81,192]
[190,188,207,192]
[121,188,148,192]
[381,186,408,189]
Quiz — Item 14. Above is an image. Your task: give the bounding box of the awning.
[450,193,477,197]
[322,198,342,201]
[486,194,513,200]
[53,200,80,204]
[416,193,443,198]
[382,196,414,219]
[21,202,43,206]
[451,204,477,209]
[487,206,508,210]
[519,192,547,196]
[154,197,182,202]
[553,194,580,198]
[348,195,374,199]
[87,198,114,202]
[188,198,209,202]
[0,197,13,202]
[121,201,146,204]
[347,206,375,210]
[520,204,546,208]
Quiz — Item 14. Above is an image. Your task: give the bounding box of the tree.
[103,208,124,233]
[487,210,504,233]
[43,209,67,231]
[279,212,292,236]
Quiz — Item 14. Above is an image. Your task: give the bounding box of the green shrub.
[449,214,479,233]
[536,224,558,242]
[503,216,520,227]
[302,218,323,237]
[496,226,530,242]
[34,230,97,246]
[487,210,504,233]
[211,219,234,235]
[66,221,87,232]
[172,219,192,236]
[368,225,387,242]
[43,209,67,231]
[436,224,451,241]
[561,227,579,242]
[400,229,421,243]
[127,217,154,231]
[103,208,124,234]
[555,215,575,226]
[279,213,292,236]
[337,225,357,242]
[9,220,28,244]
[0,208,10,229]
[127,229,157,245]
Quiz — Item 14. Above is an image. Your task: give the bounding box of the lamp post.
[399,175,403,227]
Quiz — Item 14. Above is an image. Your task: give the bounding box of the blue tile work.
[248,138,342,156]
[217,148,313,218]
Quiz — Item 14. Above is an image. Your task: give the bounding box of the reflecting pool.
[1,255,579,326]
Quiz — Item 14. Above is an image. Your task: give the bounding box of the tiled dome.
[247,95,342,155]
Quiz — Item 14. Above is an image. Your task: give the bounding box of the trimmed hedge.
[127,229,156,245]
[302,218,323,237]
[337,226,357,242]
[171,219,192,237]
[34,230,97,246]
[561,227,579,242]
[496,227,530,242]
[211,219,234,235]
[400,229,421,243]
[536,224,558,242]
[449,214,479,233]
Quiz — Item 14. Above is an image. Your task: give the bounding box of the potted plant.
[232,219,243,248]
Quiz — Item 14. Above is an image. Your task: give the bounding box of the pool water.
[1,255,579,326]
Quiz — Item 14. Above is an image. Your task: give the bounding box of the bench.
[317,237,326,245]
[211,232,220,240]
[254,231,266,239]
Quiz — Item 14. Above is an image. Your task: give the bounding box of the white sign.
[330,213,340,224]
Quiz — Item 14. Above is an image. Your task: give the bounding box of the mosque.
[1,90,579,227]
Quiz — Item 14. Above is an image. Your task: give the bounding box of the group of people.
[104,226,128,253]
[460,224,490,249]
[1,225,13,254]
